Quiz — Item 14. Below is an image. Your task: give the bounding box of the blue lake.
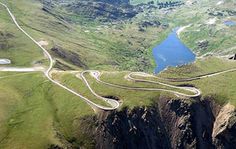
[153,29,196,73]
[224,20,236,26]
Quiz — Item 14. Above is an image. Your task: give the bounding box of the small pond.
[224,20,236,26]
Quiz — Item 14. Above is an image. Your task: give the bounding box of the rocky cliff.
[75,96,236,149]
[66,95,236,149]
[95,106,170,149]
[212,104,236,149]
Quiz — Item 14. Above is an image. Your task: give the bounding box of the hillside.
[2,0,164,72]
[0,0,236,148]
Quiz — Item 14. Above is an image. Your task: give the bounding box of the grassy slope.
[130,0,236,57]
[55,56,236,109]
[159,57,236,78]
[55,70,199,109]
[52,72,112,107]
[0,0,236,148]
[0,4,46,67]
[1,59,236,148]
[2,0,234,70]
[158,57,236,105]
[169,0,236,56]
[54,71,159,108]
[2,0,164,72]
[0,72,93,149]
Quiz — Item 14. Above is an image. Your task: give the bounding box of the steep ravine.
[73,96,236,149]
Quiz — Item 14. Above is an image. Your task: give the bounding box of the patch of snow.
[186,0,197,6]
[0,59,11,64]
[186,0,193,5]
[0,67,44,72]
[216,1,224,5]
[206,18,217,25]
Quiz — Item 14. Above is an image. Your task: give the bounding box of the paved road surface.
[81,70,200,98]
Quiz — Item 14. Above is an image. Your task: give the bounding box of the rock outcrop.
[0,31,14,50]
[212,104,236,149]
[95,106,171,149]
[197,40,209,50]
[229,54,236,60]
[158,97,215,149]
[50,46,87,69]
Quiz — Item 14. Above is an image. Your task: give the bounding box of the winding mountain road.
[78,68,236,104]
[1,2,236,111]
[80,70,200,98]
[0,2,118,111]
[80,71,120,109]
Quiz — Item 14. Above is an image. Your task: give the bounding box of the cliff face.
[212,104,236,149]
[92,96,236,149]
[158,97,215,149]
[95,106,170,149]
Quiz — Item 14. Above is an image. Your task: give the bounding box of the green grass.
[0,0,236,148]
[52,72,112,107]
[54,71,162,108]
[0,0,166,72]
[1,0,235,70]
[166,0,236,56]
[87,72,161,108]
[1,57,236,148]
[0,72,93,149]
[159,57,236,78]
[100,71,194,95]
[55,70,196,109]
[0,4,47,67]
[157,57,236,106]
[193,71,236,105]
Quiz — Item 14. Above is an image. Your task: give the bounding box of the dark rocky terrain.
[50,46,88,69]
[73,96,236,149]
[67,1,137,21]
[41,0,138,22]
[0,31,14,50]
